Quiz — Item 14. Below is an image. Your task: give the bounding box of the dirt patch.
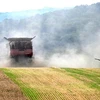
[0,70,27,100]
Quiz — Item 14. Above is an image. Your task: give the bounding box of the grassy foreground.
[1,68,100,100]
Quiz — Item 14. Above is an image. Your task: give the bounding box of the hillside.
[1,68,100,100]
[0,3,100,54]
[0,7,58,21]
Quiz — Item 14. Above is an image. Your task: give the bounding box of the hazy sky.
[0,0,100,12]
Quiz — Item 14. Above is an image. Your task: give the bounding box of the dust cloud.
[0,31,100,68]
[0,3,100,67]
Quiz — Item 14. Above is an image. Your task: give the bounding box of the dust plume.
[0,2,100,67]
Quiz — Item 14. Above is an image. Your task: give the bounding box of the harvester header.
[4,36,36,42]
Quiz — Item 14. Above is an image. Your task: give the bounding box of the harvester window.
[10,42,15,49]
[25,41,32,49]
[10,41,19,49]
[18,41,25,50]
[10,41,32,50]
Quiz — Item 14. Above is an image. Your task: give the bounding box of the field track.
[0,68,100,100]
[0,70,27,100]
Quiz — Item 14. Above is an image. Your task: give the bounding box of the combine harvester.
[4,36,36,63]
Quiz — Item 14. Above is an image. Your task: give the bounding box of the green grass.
[1,68,39,100]
[62,68,100,90]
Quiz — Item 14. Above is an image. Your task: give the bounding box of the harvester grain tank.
[4,36,35,60]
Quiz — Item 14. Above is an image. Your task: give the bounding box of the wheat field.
[0,70,27,100]
[0,68,100,100]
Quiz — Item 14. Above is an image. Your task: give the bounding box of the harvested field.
[1,68,100,100]
[0,70,27,100]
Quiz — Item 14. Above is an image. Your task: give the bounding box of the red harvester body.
[4,37,35,59]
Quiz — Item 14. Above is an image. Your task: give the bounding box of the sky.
[0,0,100,12]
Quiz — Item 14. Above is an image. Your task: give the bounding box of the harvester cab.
[4,36,36,60]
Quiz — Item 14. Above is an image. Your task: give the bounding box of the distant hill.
[0,7,59,21]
